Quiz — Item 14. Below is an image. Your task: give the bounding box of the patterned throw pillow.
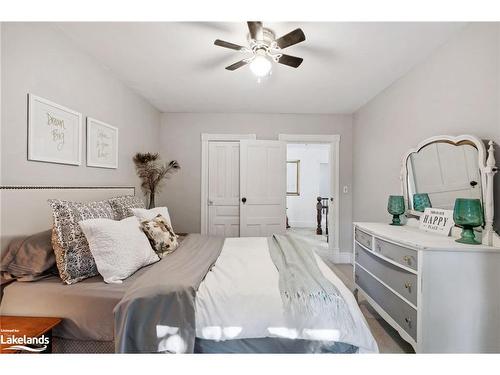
[131,207,173,228]
[107,195,146,220]
[48,199,116,284]
[140,214,179,258]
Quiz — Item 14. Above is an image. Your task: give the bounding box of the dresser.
[353,222,500,353]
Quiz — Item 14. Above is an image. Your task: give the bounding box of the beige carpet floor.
[287,227,415,354]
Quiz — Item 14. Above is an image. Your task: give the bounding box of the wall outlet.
[343,185,349,194]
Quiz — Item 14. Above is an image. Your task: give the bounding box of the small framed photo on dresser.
[86,117,119,169]
[28,94,82,165]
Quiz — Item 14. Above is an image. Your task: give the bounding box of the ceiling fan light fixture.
[249,54,272,77]
[215,22,305,75]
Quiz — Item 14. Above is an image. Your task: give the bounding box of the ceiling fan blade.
[275,28,306,49]
[247,21,263,41]
[277,54,303,68]
[225,59,250,71]
[214,39,245,51]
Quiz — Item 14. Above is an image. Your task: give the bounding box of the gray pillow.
[48,199,115,284]
[1,230,58,283]
[107,195,146,220]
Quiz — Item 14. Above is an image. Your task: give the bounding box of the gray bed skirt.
[194,338,358,354]
[52,337,357,354]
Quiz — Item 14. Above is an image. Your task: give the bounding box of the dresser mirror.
[407,140,482,211]
[401,135,498,246]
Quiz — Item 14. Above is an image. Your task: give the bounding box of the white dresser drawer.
[355,264,417,341]
[355,243,417,306]
[355,228,372,249]
[374,238,418,271]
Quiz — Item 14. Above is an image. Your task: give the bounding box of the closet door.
[208,142,240,237]
[240,140,286,237]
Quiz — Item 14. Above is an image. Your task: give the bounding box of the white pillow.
[79,216,159,284]
[131,207,172,227]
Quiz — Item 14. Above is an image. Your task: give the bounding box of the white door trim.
[279,134,341,259]
[201,133,257,234]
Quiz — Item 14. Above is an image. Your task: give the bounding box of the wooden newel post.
[316,197,323,235]
[325,199,329,237]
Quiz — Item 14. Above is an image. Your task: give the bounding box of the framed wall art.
[86,117,119,169]
[28,94,82,165]
[286,160,300,196]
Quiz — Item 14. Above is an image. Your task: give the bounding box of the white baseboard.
[320,248,353,264]
[332,251,353,264]
[288,220,316,228]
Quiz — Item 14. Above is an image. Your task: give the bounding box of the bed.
[0,186,378,354]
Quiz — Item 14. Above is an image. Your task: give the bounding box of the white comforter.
[195,237,378,353]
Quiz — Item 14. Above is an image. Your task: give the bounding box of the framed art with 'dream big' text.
[28,94,82,166]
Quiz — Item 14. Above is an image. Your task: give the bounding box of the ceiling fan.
[214,22,306,77]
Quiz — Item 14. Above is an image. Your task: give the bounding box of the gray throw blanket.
[268,234,355,335]
[114,234,224,353]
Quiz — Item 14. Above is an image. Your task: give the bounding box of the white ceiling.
[55,22,466,114]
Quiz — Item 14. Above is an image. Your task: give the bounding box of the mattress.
[0,267,150,341]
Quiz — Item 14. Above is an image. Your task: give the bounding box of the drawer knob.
[404,282,412,293]
[405,317,412,328]
[403,255,412,265]
[376,244,381,252]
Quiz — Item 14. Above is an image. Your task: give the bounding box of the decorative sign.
[28,94,82,165]
[419,208,455,236]
[86,118,118,169]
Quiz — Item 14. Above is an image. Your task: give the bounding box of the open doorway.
[279,134,340,259]
[286,143,331,250]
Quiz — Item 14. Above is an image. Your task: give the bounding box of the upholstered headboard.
[0,185,137,250]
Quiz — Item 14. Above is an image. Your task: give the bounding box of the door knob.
[241,197,247,203]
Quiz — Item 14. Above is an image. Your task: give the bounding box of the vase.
[148,192,156,209]
[388,195,405,226]
[453,198,483,245]
[413,193,432,212]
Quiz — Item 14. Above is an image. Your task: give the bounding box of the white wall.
[353,23,500,233]
[158,112,354,252]
[1,23,162,196]
[286,143,330,228]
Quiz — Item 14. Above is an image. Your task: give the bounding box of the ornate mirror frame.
[400,134,498,246]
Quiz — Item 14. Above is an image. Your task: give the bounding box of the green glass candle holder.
[388,195,405,226]
[453,198,484,245]
[413,193,432,212]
